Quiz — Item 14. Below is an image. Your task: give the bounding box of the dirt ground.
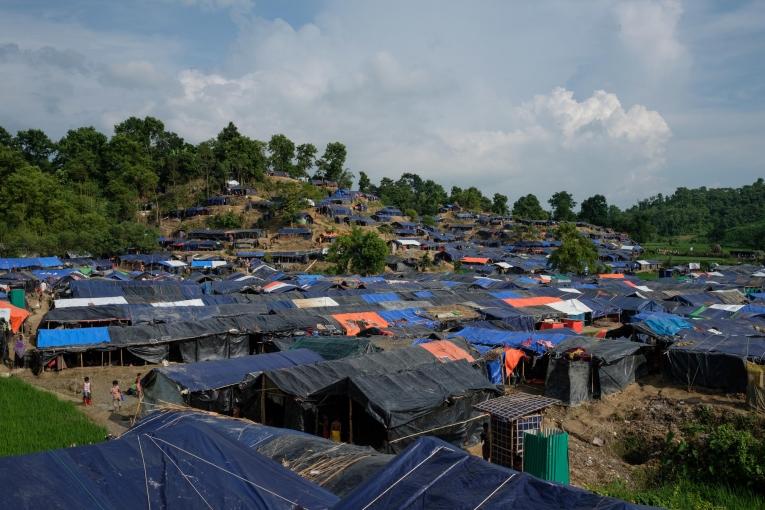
[14,365,153,436]
[542,374,746,489]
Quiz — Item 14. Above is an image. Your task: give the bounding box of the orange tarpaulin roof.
[0,300,29,333]
[331,312,388,336]
[460,257,490,264]
[503,296,561,308]
[419,340,474,363]
[598,273,625,279]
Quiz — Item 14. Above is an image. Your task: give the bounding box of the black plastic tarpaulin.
[544,337,646,405]
[336,436,656,510]
[348,359,500,451]
[141,349,324,413]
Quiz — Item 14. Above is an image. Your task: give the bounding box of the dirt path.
[15,365,157,436]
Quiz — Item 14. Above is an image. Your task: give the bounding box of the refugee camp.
[2,2,765,509]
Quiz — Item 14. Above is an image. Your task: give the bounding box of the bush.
[661,416,765,491]
[206,211,242,229]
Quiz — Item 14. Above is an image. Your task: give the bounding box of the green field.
[641,239,758,266]
[0,377,106,456]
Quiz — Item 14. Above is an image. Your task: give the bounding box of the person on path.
[110,380,122,412]
[83,377,92,406]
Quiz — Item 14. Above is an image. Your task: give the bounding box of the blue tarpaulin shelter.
[0,415,339,510]
[631,312,693,337]
[37,327,111,349]
[451,326,575,354]
[0,257,62,270]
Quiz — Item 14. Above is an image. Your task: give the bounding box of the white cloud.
[2,1,762,207]
[615,0,685,72]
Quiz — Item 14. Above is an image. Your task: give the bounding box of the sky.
[0,0,763,207]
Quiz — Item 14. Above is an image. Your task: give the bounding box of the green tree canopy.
[548,222,599,275]
[328,227,388,276]
[549,191,577,222]
[512,194,548,220]
[14,129,56,171]
[316,142,347,182]
[491,193,509,215]
[358,171,372,193]
[267,134,296,174]
[294,143,317,179]
[579,194,609,226]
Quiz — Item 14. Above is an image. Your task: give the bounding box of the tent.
[346,359,499,451]
[0,415,338,510]
[665,333,765,392]
[0,300,30,332]
[336,436,654,510]
[544,337,646,405]
[128,410,394,498]
[141,349,323,414]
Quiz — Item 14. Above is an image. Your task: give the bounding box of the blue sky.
[0,0,763,206]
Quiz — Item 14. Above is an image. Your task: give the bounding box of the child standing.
[82,376,92,406]
[110,380,122,413]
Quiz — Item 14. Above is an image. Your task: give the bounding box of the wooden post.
[101,352,104,367]
[260,377,266,424]
[348,396,353,444]
[108,351,111,366]
[120,349,123,366]
[80,353,83,368]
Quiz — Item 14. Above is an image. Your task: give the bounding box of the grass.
[641,239,756,266]
[594,479,764,510]
[0,377,106,456]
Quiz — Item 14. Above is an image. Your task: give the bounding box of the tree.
[512,194,548,220]
[328,227,388,275]
[294,143,317,179]
[491,193,509,215]
[267,134,295,174]
[315,142,347,182]
[14,129,56,171]
[548,191,577,222]
[358,171,372,193]
[548,222,599,275]
[54,127,108,185]
[579,194,609,226]
[0,126,12,147]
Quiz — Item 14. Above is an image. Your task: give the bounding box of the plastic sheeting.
[337,436,653,510]
[347,360,499,451]
[54,296,129,308]
[451,326,575,354]
[36,327,111,349]
[1,413,339,510]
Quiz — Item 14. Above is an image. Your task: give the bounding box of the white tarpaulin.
[292,297,339,309]
[558,288,582,294]
[159,260,187,268]
[546,299,593,315]
[709,304,745,312]
[493,262,512,269]
[150,299,205,308]
[395,239,421,247]
[55,296,129,308]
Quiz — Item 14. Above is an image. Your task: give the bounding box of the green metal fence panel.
[522,428,569,484]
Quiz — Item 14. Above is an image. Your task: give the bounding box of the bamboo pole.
[120,348,123,366]
[348,396,353,444]
[260,377,266,424]
[80,353,83,368]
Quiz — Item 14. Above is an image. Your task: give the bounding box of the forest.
[0,116,762,256]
